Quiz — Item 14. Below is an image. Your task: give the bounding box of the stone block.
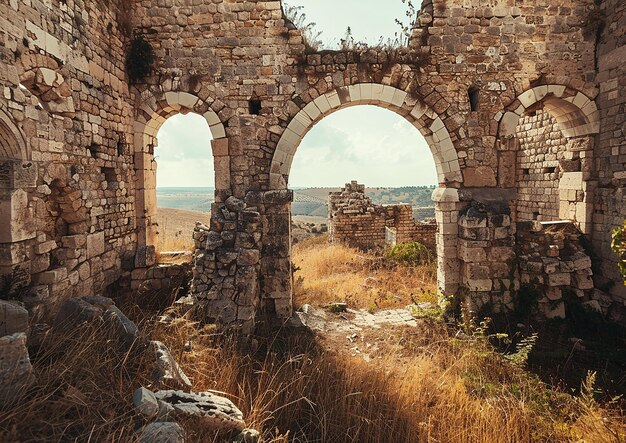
[0,190,35,243]
[0,300,29,336]
[547,273,571,287]
[0,333,34,406]
[86,232,105,259]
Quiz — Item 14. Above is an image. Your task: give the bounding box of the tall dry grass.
[293,235,437,310]
[1,305,623,442]
[154,316,626,443]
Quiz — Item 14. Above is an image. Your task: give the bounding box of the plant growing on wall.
[125,35,154,83]
[282,4,323,52]
[611,220,626,283]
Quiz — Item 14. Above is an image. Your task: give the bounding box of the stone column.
[432,187,462,296]
[253,190,293,325]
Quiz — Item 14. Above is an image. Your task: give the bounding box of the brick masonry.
[0,0,624,328]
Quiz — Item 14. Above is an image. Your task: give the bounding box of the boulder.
[135,422,185,443]
[103,305,146,351]
[149,341,192,390]
[0,332,34,405]
[0,300,29,336]
[133,386,159,418]
[154,390,246,433]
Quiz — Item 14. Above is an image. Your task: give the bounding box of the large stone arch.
[266,83,464,304]
[269,83,463,190]
[496,84,600,234]
[133,90,228,257]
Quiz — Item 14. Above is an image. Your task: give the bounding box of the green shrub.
[611,220,626,283]
[385,241,432,266]
[125,35,154,83]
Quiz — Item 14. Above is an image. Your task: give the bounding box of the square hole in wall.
[249,99,262,115]
[543,166,557,174]
[522,168,530,175]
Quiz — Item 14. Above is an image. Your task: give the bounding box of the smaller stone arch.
[498,84,599,139]
[497,84,600,234]
[0,107,29,161]
[133,90,228,256]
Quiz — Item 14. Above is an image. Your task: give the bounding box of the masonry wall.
[2,0,625,329]
[516,111,567,222]
[0,0,136,308]
[592,0,626,321]
[329,182,437,251]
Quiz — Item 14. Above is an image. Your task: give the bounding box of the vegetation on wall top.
[125,35,154,83]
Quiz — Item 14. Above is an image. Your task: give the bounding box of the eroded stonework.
[0,0,625,329]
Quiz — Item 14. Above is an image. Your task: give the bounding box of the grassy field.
[293,235,437,310]
[156,207,210,252]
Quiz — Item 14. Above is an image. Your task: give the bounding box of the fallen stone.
[53,297,104,330]
[0,332,35,406]
[0,300,29,336]
[149,340,192,390]
[154,390,246,433]
[103,305,145,351]
[236,428,261,443]
[136,422,185,443]
[133,386,159,418]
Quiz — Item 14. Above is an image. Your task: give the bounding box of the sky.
[155,0,438,189]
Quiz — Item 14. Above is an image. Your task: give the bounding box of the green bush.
[125,35,154,83]
[385,241,432,266]
[611,220,626,283]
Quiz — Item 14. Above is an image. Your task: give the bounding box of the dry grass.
[154,316,626,443]
[293,235,437,310]
[1,304,624,442]
[2,240,624,442]
[156,207,210,253]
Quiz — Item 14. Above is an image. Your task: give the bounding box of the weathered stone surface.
[0,333,34,405]
[149,341,192,390]
[154,390,246,433]
[0,300,28,336]
[236,428,261,443]
[136,422,185,443]
[103,305,145,350]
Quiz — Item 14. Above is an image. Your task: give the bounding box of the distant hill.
[157,186,436,220]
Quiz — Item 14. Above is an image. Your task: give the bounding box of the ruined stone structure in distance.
[1,0,625,331]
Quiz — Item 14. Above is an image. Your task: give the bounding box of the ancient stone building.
[1,0,625,331]
[328,181,437,251]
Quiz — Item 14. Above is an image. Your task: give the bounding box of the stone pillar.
[432,187,462,296]
[252,190,293,325]
[190,196,263,334]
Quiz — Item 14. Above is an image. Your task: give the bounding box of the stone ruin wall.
[329,182,437,251]
[516,110,567,222]
[0,0,136,316]
[0,0,625,329]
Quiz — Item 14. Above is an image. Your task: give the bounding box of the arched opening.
[133,91,227,267]
[288,105,440,309]
[265,84,463,320]
[154,113,214,254]
[0,107,36,285]
[499,85,599,233]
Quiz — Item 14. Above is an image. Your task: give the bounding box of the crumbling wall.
[517,221,597,319]
[329,182,437,251]
[592,0,626,322]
